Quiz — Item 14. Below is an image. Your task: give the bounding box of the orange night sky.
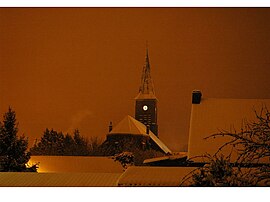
[1,8,270,151]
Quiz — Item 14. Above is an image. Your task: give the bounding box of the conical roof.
[108,115,172,154]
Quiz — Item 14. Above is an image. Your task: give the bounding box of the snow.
[28,156,123,173]
[188,98,270,162]
[0,172,121,186]
[117,166,194,186]
[108,115,172,154]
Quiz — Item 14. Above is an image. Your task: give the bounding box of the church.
[100,49,172,157]
[9,48,270,186]
[134,49,158,136]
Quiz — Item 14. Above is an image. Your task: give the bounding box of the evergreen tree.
[30,129,95,156]
[63,133,76,155]
[31,128,65,155]
[0,107,36,172]
[73,129,89,156]
[113,152,134,170]
[89,136,103,156]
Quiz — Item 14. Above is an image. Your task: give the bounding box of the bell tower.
[135,48,158,137]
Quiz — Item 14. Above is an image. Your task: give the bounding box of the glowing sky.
[1,8,270,151]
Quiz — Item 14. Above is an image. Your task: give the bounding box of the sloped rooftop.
[117,166,194,186]
[188,98,270,162]
[0,172,121,187]
[108,115,172,154]
[143,152,187,164]
[109,115,148,136]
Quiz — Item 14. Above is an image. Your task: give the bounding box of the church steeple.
[136,48,156,99]
[135,47,158,137]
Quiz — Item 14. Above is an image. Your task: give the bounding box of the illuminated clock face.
[143,105,148,111]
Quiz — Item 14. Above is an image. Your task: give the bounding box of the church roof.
[148,131,172,155]
[188,96,270,162]
[109,115,172,154]
[109,115,148,136]
[135,48,157,100]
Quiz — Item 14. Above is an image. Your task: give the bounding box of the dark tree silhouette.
[63,133,76,155]
[30,129,100,156]
[30,128,65,155]
[181,107,270,186]
[100,137,164,165]
[0,107,36,172]
[113,152,134,170]
[73,129,90,156]
[88,136,103,156]
[181,154,258,186]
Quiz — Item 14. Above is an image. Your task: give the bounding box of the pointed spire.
[136,44,156,100]
[146,40,149,59]
[145,42,150,69]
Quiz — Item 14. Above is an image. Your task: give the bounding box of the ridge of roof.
[201,97,270,101]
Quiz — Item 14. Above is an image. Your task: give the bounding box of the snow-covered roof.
[109,115,148,136]
[108,115,172,154]
[28,156,123,173]
[117,166,194,186]
[143,152,187,164]
[188,97,270,162]
[148,132,172,154]
[0,172,121,186]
